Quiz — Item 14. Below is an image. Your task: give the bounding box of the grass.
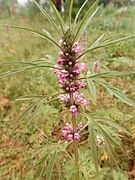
[0,5,135,179]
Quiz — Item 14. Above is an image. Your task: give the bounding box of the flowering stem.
[70,93,80,180]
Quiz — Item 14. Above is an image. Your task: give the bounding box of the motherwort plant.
[1,0,135,179]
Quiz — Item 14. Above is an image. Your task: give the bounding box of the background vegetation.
[0,1,135,179]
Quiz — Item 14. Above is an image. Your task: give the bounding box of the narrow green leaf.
[88,120,99,173]
[77,35,135,59]
[74,0,99,41]
[36,151,51,166]
[11,97,59,134]
[12,98,45,133]
[32,0,61,37]
[87,78,97,102]
[16,95,48,101]
[5,25,63,50]
[90,34,104,48]
[94,79,135,106]
[79,71,135,80]
[77,6,100,41]
[73,0,89,30]
[95,118,131,136]
[69,0,74,30]
[0,67,31,78]
[55,153,61,179]
[0,61,37,66]
[94,120,120,165]
[43,151,57,180]
[0,64,60,78]
[48,0,65,35]
[46,55,56,65]
[42,29,53,39]
[24,99,45,129]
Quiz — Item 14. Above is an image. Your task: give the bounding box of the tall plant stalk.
[70,93,79,180]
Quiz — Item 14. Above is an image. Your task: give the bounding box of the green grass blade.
[48,0,65,35]
[69,0,74,30]
[74,0,99,41]
[73,0,89,30]
[5,25,63,50]
[32,0,61,37]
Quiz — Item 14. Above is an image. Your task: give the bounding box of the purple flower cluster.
[53,39,89,116]
[53,36,89,142]
[62,122,83,142]
[59,92,89,116]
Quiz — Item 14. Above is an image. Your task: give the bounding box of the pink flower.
[93,61,100,73]
[62,129,68,137]
[58,70,69,82]
[69,83,77,92]
[65,123,73,134]
[76,122,83,131]
[62,122,83,142]
[71,42,82,54]
[59,39,63,46]
[59,94,68,102]
[74,133,80,142]
[57,58,66,66]
[70,105,78,116]
[72,63,87,76]
[77,81,85,88]
[53,65,61,75]
[67,134,73,142]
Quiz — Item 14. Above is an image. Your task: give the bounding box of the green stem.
[70,93,80,180]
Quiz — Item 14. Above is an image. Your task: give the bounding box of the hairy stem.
[70,93,80,180]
